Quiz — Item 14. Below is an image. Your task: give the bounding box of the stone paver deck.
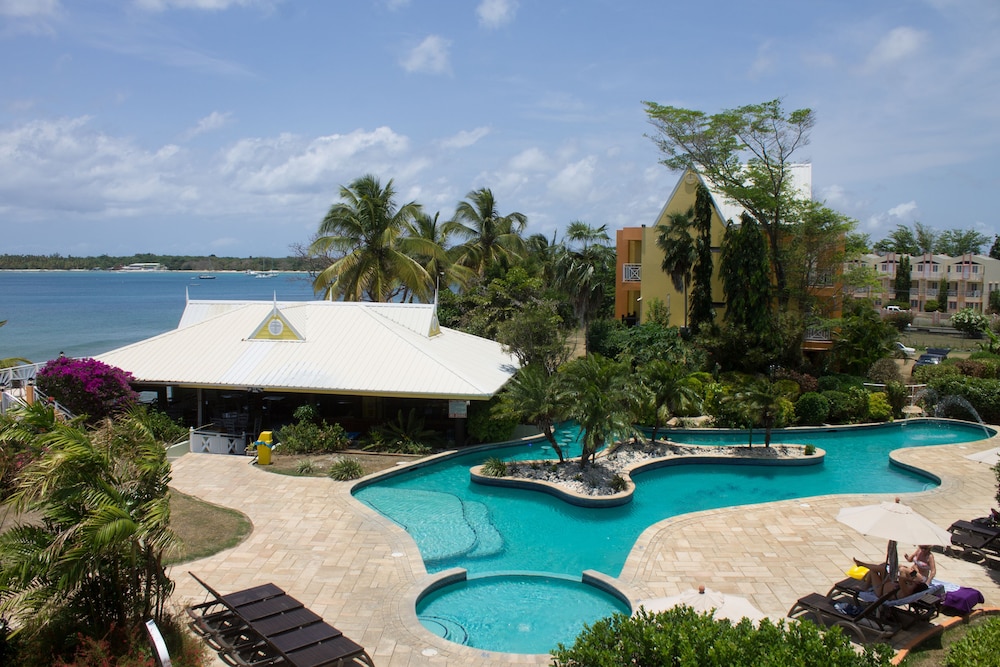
[168,430,1000,666]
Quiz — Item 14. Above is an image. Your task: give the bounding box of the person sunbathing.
[853,558,928,599]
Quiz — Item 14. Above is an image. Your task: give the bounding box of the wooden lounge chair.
[787,587,900,643]
[947,520,1000,565]
[827,577,944,626]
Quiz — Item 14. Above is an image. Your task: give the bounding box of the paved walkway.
[168,432,1000,667]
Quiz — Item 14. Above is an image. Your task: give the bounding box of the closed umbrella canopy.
[636,585,766,623]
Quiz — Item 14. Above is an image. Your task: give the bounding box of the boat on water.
[198,274,216,280]
[255,270,278,279]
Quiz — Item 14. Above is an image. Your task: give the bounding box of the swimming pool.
[352,420,992,653]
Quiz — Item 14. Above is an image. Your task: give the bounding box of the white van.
[885,305,902,312]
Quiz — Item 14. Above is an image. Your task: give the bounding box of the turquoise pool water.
[352,420,992,653]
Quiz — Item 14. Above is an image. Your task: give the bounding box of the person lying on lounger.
[853,558,928,599]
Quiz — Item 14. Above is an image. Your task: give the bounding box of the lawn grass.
[166,489,252,565]
[898,615,990,666]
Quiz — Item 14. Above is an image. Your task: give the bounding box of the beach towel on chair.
[941,587,984,614]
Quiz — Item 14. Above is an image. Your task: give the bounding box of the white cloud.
[509,147,549,171]
[863,26,928,71]
[477,0,517,29]
[748,40,775,79]
[400,35,451,74]
[182,111,233,140]
[440,126,491,149]
[0,0,58,17]
[548,156,597,202]
[888,200,919,219]
[222,126,410,193]
[0,116,188,215]
[134,0,267,11]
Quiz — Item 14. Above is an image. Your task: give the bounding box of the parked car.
[895,341,916,357]
[912,353,943,372]
[885,305,902,312]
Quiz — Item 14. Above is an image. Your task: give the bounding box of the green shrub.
[131,404,188,443]
[467,397,518,444]
[955,359,994,378]
[924,299,940,312]
[885,380,908,419]
[846,386,872,423]
[327,458,365,481]
[912,362,962,384]
[885,311,914,331]
[929,376,1000,424]
[804,444,816,456]
[867,358,902,385]
[276,420,350,454]
[945,615,1000,666]
[867,392,893,422]
[773,368,818,394]
[293,404,319,423]
[817,373,864,393]
[481,457,508,477]
[610,474,628,492]
[795,392,830,426]
[552,607,893,667]
[822,390,851,424]
[296,459,317,475]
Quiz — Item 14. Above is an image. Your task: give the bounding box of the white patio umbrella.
[636,585,766,623]
[836,498,952,580]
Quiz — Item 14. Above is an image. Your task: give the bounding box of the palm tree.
[309,174,437,302]
[559,354,641,466]
[494,364,567,462]
[447,188,528,278]
[639,360,703,443]
[408,211,475,296]
[656,209,698,329]
[0,408,175,644]
[555,222,615,353]
[742,377,785,447]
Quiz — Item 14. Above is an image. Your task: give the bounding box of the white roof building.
[97,299,519,400]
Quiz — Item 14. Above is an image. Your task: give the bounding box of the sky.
[1,0,999,259]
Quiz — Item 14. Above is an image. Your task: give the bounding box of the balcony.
[622,263,641,282]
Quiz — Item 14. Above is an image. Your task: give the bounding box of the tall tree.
[784,201,856,316]
[448,188,528,278]
[555,222,616,350]
[719,213,772,336]
[914,222,937,255]
[990,235,1000,260]
[873,224,918,255]
[894,255,912,304]
[934,229,990,256]
[309,175,436,302]
[656,209,696,329]
[644,98,814,306]
[409,211,475,296]
[689,184,716,331]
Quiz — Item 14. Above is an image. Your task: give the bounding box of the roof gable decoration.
[249,298,303,342]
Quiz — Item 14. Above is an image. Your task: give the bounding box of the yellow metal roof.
[97,300,519,400]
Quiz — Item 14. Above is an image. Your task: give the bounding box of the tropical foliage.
[553,607,893,666]
[0,407,176,663]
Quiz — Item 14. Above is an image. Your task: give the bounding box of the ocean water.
[1,271,319,363]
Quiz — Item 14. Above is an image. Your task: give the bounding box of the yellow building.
[615,165,836,351]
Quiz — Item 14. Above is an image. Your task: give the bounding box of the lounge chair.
[186,572,375,667]
[787,587,900,643]
[947,519,1000,565]
[828,577,945,626]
